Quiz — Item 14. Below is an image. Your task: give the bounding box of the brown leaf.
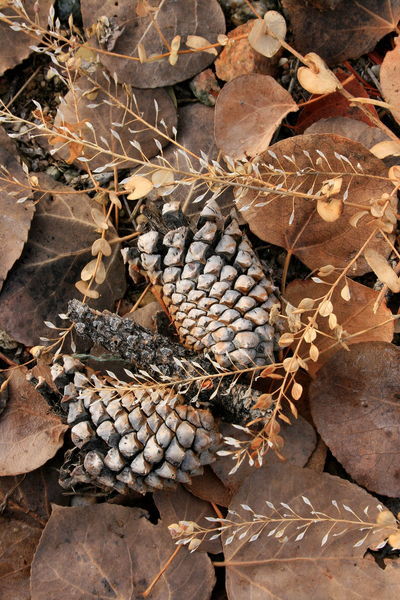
[223,462,400,600]
[380,37,400,125]
[0,517,41,600]
[81,0,225,88]
[154,484,222,554]
[52,74,177,171]
[0,462,67,527]
[236,133,395,274]
[212,416,317,503]
[0,128,35,292]
[184,466,231,508]
[310,342,400,496]
[214,74,298,159]
[215,21,279,82]
[305,117,390,151]
[285,278,394,375]
[0,1,53,75]
[0,367,67,476]
[133,103,234,216]
[282,0,400,65]
[0,174,126,345]
[296,69,380,131]
[31,504,216,600]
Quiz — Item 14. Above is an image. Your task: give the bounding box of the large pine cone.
[137,201,281,369]
[51,356,222,494]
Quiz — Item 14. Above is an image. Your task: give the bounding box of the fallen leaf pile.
[0,1,400,598]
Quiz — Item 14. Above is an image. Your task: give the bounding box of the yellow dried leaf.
[317,265,335,277]
[169,35,181,66]
[81,259,98,281]
[370,140,400,159]
[248,10,286,58]
[138,42,147,63]
[317,196,343,222]
[94,260,106,284]
[91,208,109,230]
[376,510,397,527]
[186,35,217,55]
[282,356,299,373]
[304,327,317,343]
[278,332,295,347]
[91,238,112,257]
[309,343,319,362]
[29,175,39,187]
[319,299,333,317]
[298,52,340,95]
[349,210,369,228]
[298,297,315,310]
[328,312,337,329]
[340,283,351,301]
[364,248,400,293]
[291,382,303,400]
[124,175,154,200]
[75,280,100,299]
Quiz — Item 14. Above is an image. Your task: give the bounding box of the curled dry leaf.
[0,174,126,345]
[248,10,287,58]
[310,342,400,496]
[364,248,400,293]
[30,504,215,600]
[215,21,279,82]
[282,0,400,65]
[297,53,340,94]
[0,1,54,75]
[380,37,400,125]
[81,0,225,87]
[0,367,67,476]
[224,462,400,600]
[236,134,395,274]
[285,278,394,376]
[0,129,35,293]
[123,174,154,200]
[214,74,298,159]
[52,74,177,171]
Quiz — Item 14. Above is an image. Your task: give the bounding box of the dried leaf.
[310,342,400,496]
[282,0,400,65]
[0,1,54,75]
[248,10,286,58]
[0,518,41,600]
[52,74,176,170]
[124,174,154,200]
[236,134,395,274]
[297,53,340,94]
[0,174,125,345]
[186,35,217,55]
[370,139,400,159]
[224,462,400,600]
[0,368,67,476]
[285,278,394,375]
[31,504,215,599]
[380,37,400,125]
[91,237,112,256]
[154,484,222,554]
[0,128,35,293]
[215,21,279,82]
[305,117,391,153]
[214,74,298,159]
[364,248,400,293]
[81,0,225,87]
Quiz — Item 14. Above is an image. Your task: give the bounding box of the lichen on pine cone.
[51,356,222,494]
[136,201,282,369]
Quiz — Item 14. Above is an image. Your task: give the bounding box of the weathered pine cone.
[51,356,222,494]
[137,201,282,369]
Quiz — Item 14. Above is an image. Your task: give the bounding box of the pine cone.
[137,201,282,369]
[51,356,222,494]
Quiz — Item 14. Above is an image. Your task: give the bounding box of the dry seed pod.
[137,202,282,369]
[52,355,222,494]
